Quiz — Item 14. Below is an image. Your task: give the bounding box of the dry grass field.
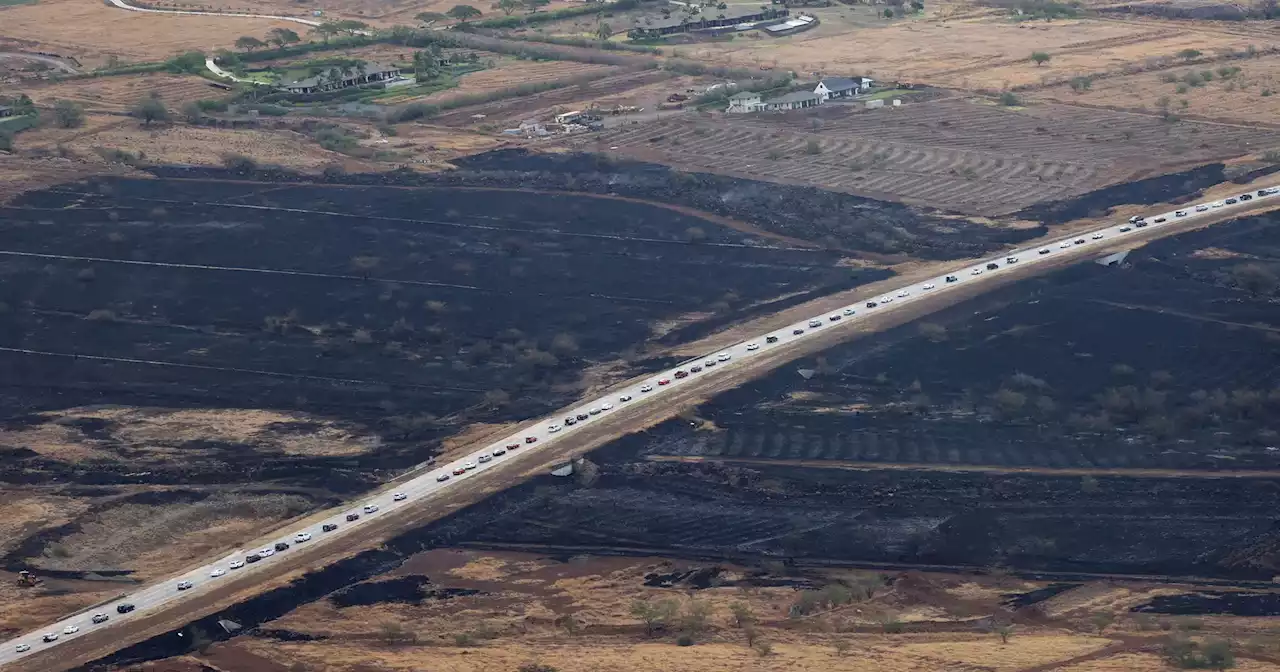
[180,549,1280,672]
[586,96,1280,214]
[1033,52,1280,126]
[20,74,224,113]
[138,0,583,26]
[378,59,618,105]
[0,0,301,64]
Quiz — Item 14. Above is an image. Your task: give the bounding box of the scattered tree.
[1030,51,1051,66]
[376,620,418,645]
[497,0,520,13]
[1178,48,1203,61]
[517,664,559,672]
[596,22,614,41]
[630,598,679,637]
[729,602,755,628]
[416,11,447,23]
[1090,611,1115,634]
[999,91,1021,106]
[181,101,204,123]
[132,94,170,126]
[267,27,301,47]
[753,639,774,656]
[884,7,894,17]
[743,624,760,648]
[52,99,84,128]
[235,35,267,52]
[681,600,714,639]
[447,4,482,20]
[995,624,1014,644]
[805,138,822,154]
[1069,75,1093,92]
[833,640,854,656]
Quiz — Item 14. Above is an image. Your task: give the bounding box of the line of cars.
[13,185,1279,662]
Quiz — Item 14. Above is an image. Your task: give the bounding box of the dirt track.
[11,190,1280,672]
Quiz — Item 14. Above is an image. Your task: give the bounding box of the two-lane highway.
[3,185,1277,667]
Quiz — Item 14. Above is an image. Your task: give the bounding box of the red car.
[507,443,520,451]
[658,378,671,386]
[452,466,466,476]
[524,437,537,444]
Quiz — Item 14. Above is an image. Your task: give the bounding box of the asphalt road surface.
[2,186,1277,665]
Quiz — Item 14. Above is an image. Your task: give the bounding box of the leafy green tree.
[416,11,447,23]
[498,0,520,14]
[447,4,482,20]
[1178,48,1202,61]
[52,99,84,128]
[999,91,1021,106]
[235,35,267,51]
[596,21,613,40]
[1031,51,1051,66]
[267,27,300,47]
[132,94,170,126]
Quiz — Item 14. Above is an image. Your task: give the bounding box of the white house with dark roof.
[765,90,823,111]
[726,91,765,113]
[813,76,874,100]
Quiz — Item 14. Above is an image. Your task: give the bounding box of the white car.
[1211,201,1224,208]
[230,560,245,570]
[1059,241,1072,248]
[16,644,30,652]
[808,319,822,327]
[880,296,894,303]
[843,308,856,316]
[746,343,759,351]
[717,353,731,362]
[92,613,108,624]
[1175,210,1187,217]
[478,453,492,463]
[601,402,613,411]
[463,461,477,471]
[1195,205,1209,212]
[1006,257,1019,264]
[210,568,226,578]
[1091,233,1104,240]
[393,492,408,501]
[922,283,935,290]
[295,532,312,542]
[548,424,562,433]
[259,547,275,557]
[619,394,632,402]
[971,268,983,275]
[897,290,909,298]
[63,625,79,634]
[41,634,57,643]
[703,359,716,367]
[176,581,193,591]
[640,385,653,393]
[363,504,379,513]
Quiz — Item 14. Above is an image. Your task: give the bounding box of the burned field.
[588,97,1280,215]
[0,175,859,489]
[421,210,1280,580]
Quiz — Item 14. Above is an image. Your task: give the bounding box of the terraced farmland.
[23,74,224,113]
[431,68,671,126]
[378,59,618,106]
[589,98,1280,215]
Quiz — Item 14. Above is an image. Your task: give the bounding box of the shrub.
[999,91,1020,106]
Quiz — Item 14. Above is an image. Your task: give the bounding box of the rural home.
[0,105,12,118]
[282,62,404,94]
[765,90,822,111]
[726,91,765,113]
[628,6,788,38]
[813,76,874,100]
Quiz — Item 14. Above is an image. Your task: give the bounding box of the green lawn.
[0,0,38,7]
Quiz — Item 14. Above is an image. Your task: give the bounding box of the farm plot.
[1032,53,1280,128]
[0,177,850,486]
[688,17,1192,90]
[22,74,223,113]
[0,0,301,61]
[382,59,618,106]
[430,68,671,126]
[590,97,1280,215]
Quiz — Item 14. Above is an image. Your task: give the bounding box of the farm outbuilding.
[765,90,822,111]
[628,6,788,38]
[0,105,12,118]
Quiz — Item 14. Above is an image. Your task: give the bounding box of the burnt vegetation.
[0,169,870,488]
[417,211,1280,579]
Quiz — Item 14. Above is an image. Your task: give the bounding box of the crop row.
[595,119,1098,213]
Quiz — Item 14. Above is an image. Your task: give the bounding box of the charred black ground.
[426,210,1280,580]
